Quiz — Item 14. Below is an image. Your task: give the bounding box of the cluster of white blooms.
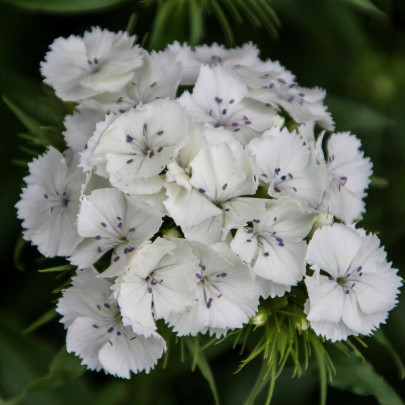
[16,27,402,378]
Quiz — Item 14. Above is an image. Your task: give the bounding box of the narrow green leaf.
[220,0,243,24]
[126,13,138,35]
[312,336,327,405]
[3,347,85,404]
[188,0,203,45]
[341,0,387,17]
[211,0,234,45]
[3,96,41,135]
[243,360,269,405]
[330,350,404,405]
[23,308,57,335]
[13,235,27,272]
[374,330,405,379]
[370,176,389,188]
[186,339,220,405]
[0,0,130,14]
[38,264,75,273]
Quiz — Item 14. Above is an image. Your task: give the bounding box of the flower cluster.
[16,27,402,378]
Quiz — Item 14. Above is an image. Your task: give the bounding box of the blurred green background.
[0,0,404,404]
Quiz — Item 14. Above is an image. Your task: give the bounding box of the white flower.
[168,42,260,85]
[41,27,142,102]
[231,199,315,297]
[166,242,259,336]
[114,238,199,337]
[87,99,188,195]
[165,141,266,244]
[248,126,325,208]
[305,223,402,341]
[63,100,107,152]
[16,147,85,257]
[93,50,182,111]
[69,188,162,277]
[249,80,334,130]
[318,132,372,224]
[179,65,277,145]
[57,268,166,378]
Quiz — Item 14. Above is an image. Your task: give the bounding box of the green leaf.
[23,308,57,335]
[13,236,27,272]
[38,264,75,273]
[374,330,405,379]
[186,338,220,405]
[3,96,41,136]
[340,0,387,17]
[4,347,86,405]
[370,176,389,188]
[330,350,404,405]
[0,0,130,14]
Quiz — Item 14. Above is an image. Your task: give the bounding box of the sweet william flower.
[69,187,162,277]
[179,64,277,145]
[317,132,372,224]
[57,268,166,378]
[168,42,260,85]
[114,238,199,337]
[248,126,325,208]
[16,147,85,257]
[86,99,188,195]
[41,27,142,102]
[305,223,402,341]
[166,242,259,337]
[231,199,315,297]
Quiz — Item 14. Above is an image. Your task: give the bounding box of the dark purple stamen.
[149,150,154,158]
[262,173,268,178]
[127,246,135,253]
[128,227,135,232]
[214,123,221,128]
[328,277,334,281]
[93,324,99,328]
[157,146,163,153]
[198,188,206,193]
[229,99,235,104]
[253,219,260,223]
[94,58,99,64]
[287,96,294,102]
[222,108,227,115]
[269,82,275,88]
[275,168,281,175]
[222,183,228,190]
[101,222,107,227]
[114,256,120,262]
[357,266,362,272]
[264,252,270,257]
[147,287,152,294]
[246,239,252,243]
[233,128,240,132]
[247,229,254,234]
[200,265,206,271]
[150,82,157,88]
[281,175,286,181]
[117,331,122,336]
[225,208,230,212]
[288,173,293,179]
[126,159,134,164]
[108,327,114,333]
[157,130,164,135]
[117,222,123,229]
[274,186,282,193]
[130,337,136,341]
[196,273,203,280]
[206,298,213,309]
[214,97,222,104]
[231,122,239,127]
[44,194,48,199]
[109,340,113,346]
[299,92,305,97]
[104,303,111,309]
[126,135,134,143]
[95,235,101,240]
[293,187,297,192]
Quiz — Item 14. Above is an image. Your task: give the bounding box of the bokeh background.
[0,0,404,404]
